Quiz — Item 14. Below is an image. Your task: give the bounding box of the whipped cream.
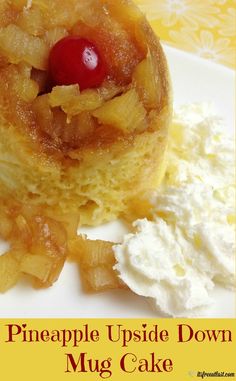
[114,103,235,317]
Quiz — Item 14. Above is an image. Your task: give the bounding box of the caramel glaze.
[0,77,166,167]
[0,83,127,162]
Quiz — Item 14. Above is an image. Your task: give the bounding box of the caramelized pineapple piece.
[24,215,67,287]
[33,92,96,145]
[17,6,45,36]
[0,253,21,293]
[71,111,96,140]
[132,57,159,109]
[98,80,124,101]
[32,94,54,136]
[104,0,148,57]
[49,85,80,107]
[48,211,79,240]
[44,27,68,48]
[65,90,103,117]
[20,254,55,283]
[105,0,144,28]
[14,214,32,243]
[0,24,48,69]
[0,1,18,27]
[15,64,39,102]
[54,109,96,147]
[15,213,67,287]
[78,238,116,266]
[0,199,68,292]
[0,64,39,102]
[93,89,147,133]
[39,0,84,29]
[70,236,126,292]
[85,266,123,292]
[49,86,104,118]
[0,211,13,240]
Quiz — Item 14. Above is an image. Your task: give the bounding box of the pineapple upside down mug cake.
[0,0,171,291]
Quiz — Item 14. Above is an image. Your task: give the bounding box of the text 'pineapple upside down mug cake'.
[0,0,171,291]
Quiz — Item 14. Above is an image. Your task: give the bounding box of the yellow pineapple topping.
[93,89,147,133]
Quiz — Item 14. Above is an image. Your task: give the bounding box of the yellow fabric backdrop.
[134,0,236,69]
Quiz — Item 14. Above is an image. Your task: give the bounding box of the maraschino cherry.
[49,36,107,90]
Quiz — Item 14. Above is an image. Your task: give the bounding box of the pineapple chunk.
[84,266,123,292]
[104,0,148,57]
[93,89,147,133]
[49,85,80,107]
[34,92,96,144]
[14,214,32,242]
[44,27,68,48]
[132,57,159,109]
[40,0,83,29]
[0,24,48,69]
[49,86,104,118]
[0,196,69,292]
[0,1,17,27]
[0,253,21,293]
[106,0,144,26]
[61,88,103,116]
[98,80,124,101]
[20,254,55,283]
[14,65,39,102]
[71,236,126,292]
[73,111,96,139]
[32,94,53,135]
[49,211,79,240]
[0,210,13,239]
[17,6,45,36]
[78,238,116,267]
[1,64,39,102]
[14,206,67,287]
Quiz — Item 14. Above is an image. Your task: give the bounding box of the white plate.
[0,46,235,318]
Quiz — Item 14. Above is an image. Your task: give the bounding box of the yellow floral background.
[134,0,236,69]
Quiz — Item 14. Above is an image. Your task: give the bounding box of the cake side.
[0,0,172,226]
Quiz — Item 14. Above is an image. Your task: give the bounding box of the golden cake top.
[0,0,170,161]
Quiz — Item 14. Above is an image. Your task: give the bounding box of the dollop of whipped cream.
[113,103,235,317]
